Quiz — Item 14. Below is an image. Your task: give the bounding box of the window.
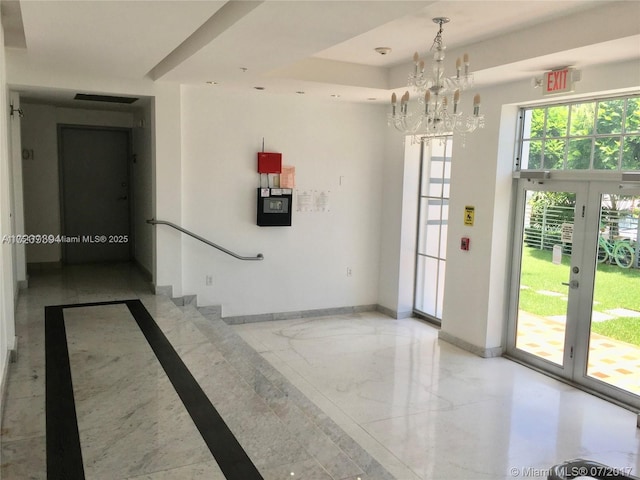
[414,137,451,322]
[518,95,640,171]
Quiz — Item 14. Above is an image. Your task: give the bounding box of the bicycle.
[597,234,635,268]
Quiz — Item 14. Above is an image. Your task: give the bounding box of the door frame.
[507,178,640,410]
[573,181,640,409]
[506,179,588,381]
[58,124,134,264]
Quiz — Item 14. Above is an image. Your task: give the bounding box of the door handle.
[117,196,128,201]
[562,280,579,289]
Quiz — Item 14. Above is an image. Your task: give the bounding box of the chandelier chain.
[430,19,445,52]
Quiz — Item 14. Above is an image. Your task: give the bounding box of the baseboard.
[154,285,173,297]
[223,304,379,325]
[438,330,504,358]
[26,261,62,273]
[376,305,414,319]
[9,335,17,363]
[171,295,197,307]
[134,260,153,282]
[0,349,11,426]
[197,305,222,320]
[155,292,397,326]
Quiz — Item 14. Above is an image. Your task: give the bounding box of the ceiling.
[2,0,639,108]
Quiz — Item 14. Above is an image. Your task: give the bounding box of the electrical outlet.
[346,267,352,277]
[205,275,213,286]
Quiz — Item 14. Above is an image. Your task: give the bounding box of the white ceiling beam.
[148,1,264,81]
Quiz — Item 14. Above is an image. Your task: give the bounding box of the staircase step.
[197,304,222,320]
[157,300,394,480]
[170,294,197,307]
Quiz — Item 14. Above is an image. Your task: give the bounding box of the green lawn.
[519,247,640,346]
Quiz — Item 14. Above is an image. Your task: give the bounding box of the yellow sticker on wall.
[464,206,475,226]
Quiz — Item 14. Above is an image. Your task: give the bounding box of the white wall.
[376,134,420,318]
[9,92,26,286]
[179,86,385,316]
[439,58,640,355]
[132,103,153,275]
[376,127,407,315]
[0,21,17,415]
[20,104,57,262]
[20,104,134,263]
[396,139,421,317]
[153,83,183,295]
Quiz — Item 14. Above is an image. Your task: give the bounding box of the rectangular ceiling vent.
[74,93,139,104]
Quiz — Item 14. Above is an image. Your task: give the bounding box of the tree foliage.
[529,191,576,226]
[522,96,640,171]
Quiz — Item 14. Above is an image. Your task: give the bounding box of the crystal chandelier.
[388,17,484,144]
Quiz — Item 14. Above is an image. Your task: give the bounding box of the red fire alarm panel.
[461,237,470,251]
[257,152,282,174]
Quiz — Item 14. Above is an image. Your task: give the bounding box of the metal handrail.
[147,219,264,261]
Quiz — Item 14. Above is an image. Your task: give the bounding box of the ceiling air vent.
[74,93,139,104]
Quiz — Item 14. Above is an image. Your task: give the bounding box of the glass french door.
[508,180,640,409]
[578,183,640,403]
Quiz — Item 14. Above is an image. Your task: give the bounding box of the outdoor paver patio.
[516,311,640,396]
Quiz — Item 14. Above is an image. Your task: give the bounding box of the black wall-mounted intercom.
[257,188,292,227]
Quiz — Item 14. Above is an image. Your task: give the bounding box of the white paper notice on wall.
[296,190,331,212]
[315,190,330,212]
[297,190,314,212]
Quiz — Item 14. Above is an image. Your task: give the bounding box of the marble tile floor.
[60,303,229,480]
[1,263,639,479]
[1,264,394,480]
[233,317,640,479]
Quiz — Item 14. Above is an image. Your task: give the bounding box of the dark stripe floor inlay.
[45,299,262,480]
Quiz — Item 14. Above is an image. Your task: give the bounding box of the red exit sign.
[543,67,575,95]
